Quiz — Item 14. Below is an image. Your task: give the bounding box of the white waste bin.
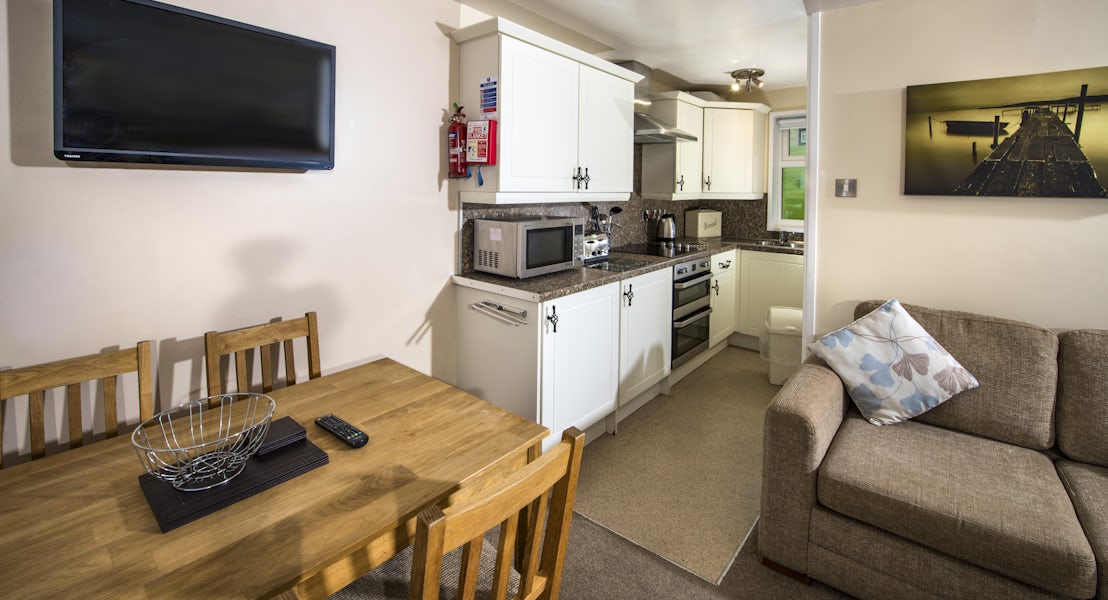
[760,306,803,385]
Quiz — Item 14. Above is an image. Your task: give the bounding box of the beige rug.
[573,346,781,584]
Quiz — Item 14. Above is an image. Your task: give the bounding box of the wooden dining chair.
[0,341,154,469]
[329,427,585,600]
[204,311,320,403]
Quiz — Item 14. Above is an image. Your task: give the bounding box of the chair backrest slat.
[103,375,118,438]
[28,390,46,460]
[0,341,152,469]
[259,344,275,393]
[491,513,519,600]
[66,382,83,449]
[282,339,297,387]
[305,312,321,380]
[458,538,482,599]
[234,351,250,396]
[204,312,320,403]
[517,490,549,597]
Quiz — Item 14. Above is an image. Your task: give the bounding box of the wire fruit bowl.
[132,393,276,491]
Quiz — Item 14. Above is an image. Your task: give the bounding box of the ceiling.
[459,0,811,91]
[457,0,883,92]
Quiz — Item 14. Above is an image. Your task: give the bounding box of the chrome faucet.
[778,230,789,244]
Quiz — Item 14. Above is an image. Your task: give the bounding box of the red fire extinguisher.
[448,104,467,179]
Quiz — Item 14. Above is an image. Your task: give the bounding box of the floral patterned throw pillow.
[809,299,978,425]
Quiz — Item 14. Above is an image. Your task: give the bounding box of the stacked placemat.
[139,417,329,532]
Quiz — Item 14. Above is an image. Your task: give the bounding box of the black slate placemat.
[258,416,307,455]
[138,430,329,533]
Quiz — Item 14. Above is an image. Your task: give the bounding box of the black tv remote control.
[314,414,369,448]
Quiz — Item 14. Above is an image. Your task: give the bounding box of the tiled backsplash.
[458,145,796,273]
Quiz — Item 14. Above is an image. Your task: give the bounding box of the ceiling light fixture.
[728,68,765,93]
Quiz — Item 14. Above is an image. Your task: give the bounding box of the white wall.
[1,0,461,457]
[765,86,807,111]
[813,0,1108,334]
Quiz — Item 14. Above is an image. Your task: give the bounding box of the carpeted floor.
[559,512,854,600]
[573,346,780,583]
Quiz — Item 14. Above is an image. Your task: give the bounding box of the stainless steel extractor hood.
[616,60,698,144]
[634,112,697,144]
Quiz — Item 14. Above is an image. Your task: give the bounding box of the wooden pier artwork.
[954,108,1107,197]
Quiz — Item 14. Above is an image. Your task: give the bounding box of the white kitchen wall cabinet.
[701,103,770,200]
[617,268,672,405]
[452,19,640,204]
[641,92,704,200]
[736,251,804,337]
[455,282,619,450]
[709,249,738,346]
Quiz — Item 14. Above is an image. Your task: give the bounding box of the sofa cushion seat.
[1056,460,1108,600]
[818,411,1097,598]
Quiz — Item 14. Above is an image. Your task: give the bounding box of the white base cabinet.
[618,269,673,405]
[736,251,804,338]
[455,282,619,450]
[709,250,738,346]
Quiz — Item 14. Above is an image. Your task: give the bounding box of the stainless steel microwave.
[474,216,585,279]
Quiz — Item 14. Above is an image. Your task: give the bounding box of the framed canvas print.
[904,66,1107,197]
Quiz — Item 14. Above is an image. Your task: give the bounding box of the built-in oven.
[672,256,713,368]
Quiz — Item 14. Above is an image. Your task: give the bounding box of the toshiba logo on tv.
[63,153,82,159]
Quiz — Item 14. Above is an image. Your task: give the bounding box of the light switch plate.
[835,179,857,197]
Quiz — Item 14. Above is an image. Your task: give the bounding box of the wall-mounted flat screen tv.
[54,0,336,170]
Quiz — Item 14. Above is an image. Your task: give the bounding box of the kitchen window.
[768,110,806,233]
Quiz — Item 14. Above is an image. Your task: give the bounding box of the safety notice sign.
[480,76,497,114]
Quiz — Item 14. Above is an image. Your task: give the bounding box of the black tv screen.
[54,0,336,170]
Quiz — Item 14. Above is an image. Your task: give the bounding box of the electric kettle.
[656,214,677,241]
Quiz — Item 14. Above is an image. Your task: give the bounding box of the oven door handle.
[673,307,712,329]
[673,273,712,289]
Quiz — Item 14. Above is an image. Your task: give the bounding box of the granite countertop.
[453,237,802,303]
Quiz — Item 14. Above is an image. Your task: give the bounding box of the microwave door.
[525,227,569,270]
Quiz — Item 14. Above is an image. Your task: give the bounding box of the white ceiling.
[459,0,884,91]
[460,0,811,90]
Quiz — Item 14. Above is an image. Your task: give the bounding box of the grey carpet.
[560,512,854,600]
[573,346,780,583]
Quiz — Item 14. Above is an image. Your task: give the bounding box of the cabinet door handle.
[573,167,583,189]
[718,260,732,269]
[704,175,712,191]
[547,306,559,333]
[582,167,590,190]
[677,174,685,191]
[624,284,634,307]
[712,280,720,296]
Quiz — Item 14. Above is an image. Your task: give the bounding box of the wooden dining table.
[0,358,548,599]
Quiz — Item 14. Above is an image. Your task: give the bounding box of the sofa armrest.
[759,360,850,574]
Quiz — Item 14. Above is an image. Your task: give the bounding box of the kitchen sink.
[733,238,804,250]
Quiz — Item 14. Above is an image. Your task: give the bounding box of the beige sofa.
[759,300,1107,599]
